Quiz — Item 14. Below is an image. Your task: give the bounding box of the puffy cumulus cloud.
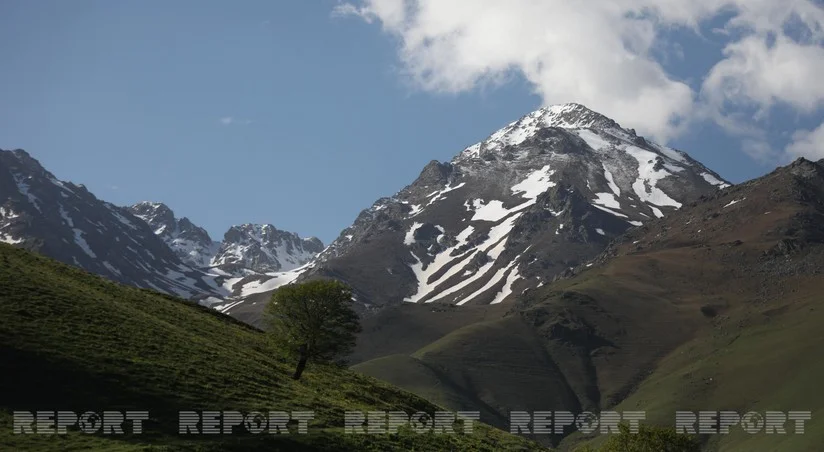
[787,123,824,160]
[336,0,695,141]
[335,0,824,161]
[702,35,824,118]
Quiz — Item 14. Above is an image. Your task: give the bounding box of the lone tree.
[265,279,361,380]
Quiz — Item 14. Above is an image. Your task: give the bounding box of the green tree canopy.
[265,279,361,380]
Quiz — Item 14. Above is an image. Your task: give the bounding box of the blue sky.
[2,0,823,243]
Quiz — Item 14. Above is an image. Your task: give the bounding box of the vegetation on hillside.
[0,243,543,451]
[265,280,361,379]
[576,425,700,452]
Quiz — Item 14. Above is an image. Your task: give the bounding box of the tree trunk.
[293,344,308,380]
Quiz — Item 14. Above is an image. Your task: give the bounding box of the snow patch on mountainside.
[0,206,20,219]
[577,129,613,152]
[426,182,466,206]
[72,228,96,258]
[404,222,423,245]
[404,224,477,303]
[511,165,556,201]
[407,216,523,305]
[491,263,521,305]
[702,172,732,189]
[432,234,511,304]
[0,233,24,244]
[12,174,41,212]
[724,198,746,208]
[603,165,621,196]
[471,200,509,222]
[239,264,312,297]
[623,146,683,208]
[593,193,621,210]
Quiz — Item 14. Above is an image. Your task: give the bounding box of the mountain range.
[0,150,323,305]
[3,103,824,450]
[226,103,729,323]
[2,103,730,319]
[128,201,323,273]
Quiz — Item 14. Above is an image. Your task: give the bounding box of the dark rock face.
[416,160,454,187]
[227,103,729,320]
[128,202,217,268]
[0,149,219,298]
[302,236,324,253]
[1,149,326,305]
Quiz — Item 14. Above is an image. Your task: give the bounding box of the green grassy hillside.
[0,243,544,451]
[354,315,582,437]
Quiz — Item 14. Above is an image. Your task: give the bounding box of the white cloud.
[786,123,824,160]
[741,139,779,164]
[335,0,824,161]
[218,117,253,126]
[702,35,824,118]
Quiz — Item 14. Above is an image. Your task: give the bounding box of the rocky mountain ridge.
[0,149,219,298]
[0,149,323,304]
[128,202,322,274]
[226,103,730,322]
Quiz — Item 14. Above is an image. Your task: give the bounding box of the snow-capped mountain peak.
[263,103,732,318]
[535,103,619,129]
[458,103,621,159]
[213,223,323,273]
[127,204,324,275]
[129,201,217,268]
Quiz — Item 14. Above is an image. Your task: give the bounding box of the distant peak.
[128,202,176,227]
[785,156,824,180]
[302,236,325,250]
[540,102,589,112]
[1,148,47,171]
[133,201,169,210]
[234,223,274,230]
[228,223,290,237]
[790,157,814,166]
[0,148,33,160]
[11,149,32,158]
[457,103,621,160]
[534,103,618,130]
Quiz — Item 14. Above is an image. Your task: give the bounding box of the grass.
[354,315,585,448]
[0,243,545,451]
[600,282,824,451]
